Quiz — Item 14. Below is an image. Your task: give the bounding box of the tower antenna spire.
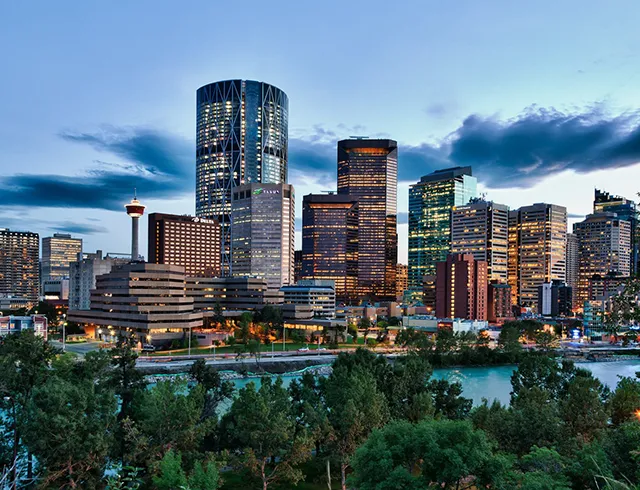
[134,187,137,199]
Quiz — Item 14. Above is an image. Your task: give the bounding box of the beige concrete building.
[68,263,202,345]
[185,276,283,311]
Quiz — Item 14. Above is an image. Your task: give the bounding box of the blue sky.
[1,0,640,262]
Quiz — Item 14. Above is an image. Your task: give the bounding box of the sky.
[2,0,640,263]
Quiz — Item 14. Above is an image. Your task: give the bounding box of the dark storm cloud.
[50,222,109,235]
[289,106,640,189]
[0,127,193,210]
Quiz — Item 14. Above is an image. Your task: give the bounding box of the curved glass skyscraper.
[196,80,288,273]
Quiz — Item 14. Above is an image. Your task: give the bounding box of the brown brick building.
[436,254,488,320]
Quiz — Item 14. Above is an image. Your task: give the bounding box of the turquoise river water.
[229,360,640,406]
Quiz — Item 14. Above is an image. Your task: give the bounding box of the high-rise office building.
[573,213,631,307]
[435,254,488,320]
[508,203,567,308]
[0,229,39,305]
[41,233,82,283]
[408,167,477,296]
[196,80,288,273]
[231,183,295,290]
[451,199,509,282]
[301,194,358,303]
[337,138,397,301]
[594,189,638,274]
[538,280,573,317]
[301,194,358,302]
[396,264,408,300]
[566,232,579,296]
[148,213,221,277]
[294,250,303,284]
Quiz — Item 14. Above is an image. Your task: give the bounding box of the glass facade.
[573,213,631,307]
[231,183,295,290]
[594,189,638,274]
[41,233,82,282]
[0,229,39,304]
[507,203,567,308]
[196,80,288,274]
[408,167,477,295]
[301,194,359,303]
[451,200,509,282]
[337,139,397,301]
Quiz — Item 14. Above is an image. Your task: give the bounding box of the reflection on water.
[431,360,640,406]
[230,360,640,406]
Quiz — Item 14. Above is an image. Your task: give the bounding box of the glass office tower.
[196,80,288,273]
[231,183,295,290]
[507,203,567,308]
[41,233,82,282]
[337,138,397,301]
[301,193,359,303]
[594,189,638,275]
[408,167,477,296]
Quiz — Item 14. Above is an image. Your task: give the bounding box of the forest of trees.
[0,331,639,489]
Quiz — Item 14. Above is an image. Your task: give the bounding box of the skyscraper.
[435,254,488,320]
[573,213,631,307]
[0,229,39,305]
[231,183,295,290]
[41,233,82,282]
[451,199,509,282]
[301,194,358,303]
[196,80,288,273]
[594,189,638,274]
[337,138,397,301]
[566,232,579,305]
[508,203,567,308]
[148,213,221,277]
[408,167,477,295]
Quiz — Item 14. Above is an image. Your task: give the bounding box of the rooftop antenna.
[349,135,369,140]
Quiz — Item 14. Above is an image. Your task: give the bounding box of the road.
[51,339,103,356]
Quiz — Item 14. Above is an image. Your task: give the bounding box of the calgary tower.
[125,192,145,261]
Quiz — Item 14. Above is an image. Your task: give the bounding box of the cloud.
[290,106,640,189]
[0,126,193,210]
[49,221,109,235]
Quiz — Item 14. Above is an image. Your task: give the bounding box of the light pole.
[62,322,67,352]
[188,328,192,356]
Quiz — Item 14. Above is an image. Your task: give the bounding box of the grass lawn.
[149,340,365,357]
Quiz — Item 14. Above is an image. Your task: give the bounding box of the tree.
[428,379,472,420]
[518,446,571,490]
[350,419,507,490]
[238,312,253,344]
[133,379,213,465]
[560,375,608,441]
[610,377,640,426]
[0,331,60,482]
[564,440,613,489]
[21,376,117,488]
[498,323,522,359]
[152,449,188,490]
[221,377,311,489]
[323,365,389,490]
[535,331,560,351]
[606,277,640,336]
[107,336,146,465]
[359,317,372,343]
[188,359,234,419]
[510,356,578,403]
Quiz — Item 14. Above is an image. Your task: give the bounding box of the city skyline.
[2,1,640,262]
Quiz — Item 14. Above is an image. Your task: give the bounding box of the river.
[229,360,640,406]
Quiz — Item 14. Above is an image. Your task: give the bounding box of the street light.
[62,322,68,352]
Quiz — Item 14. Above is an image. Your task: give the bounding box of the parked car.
[297,347,309,352]
[141,343,156,352]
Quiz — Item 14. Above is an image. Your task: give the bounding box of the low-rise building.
[186,276,283,311]
[68,263,202,345]
[281,280,336,318]
[488,282,513,324]
[401,316,488,334]
[42,279,69,302]
[537,280,572,317]
[0,315,48,340]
